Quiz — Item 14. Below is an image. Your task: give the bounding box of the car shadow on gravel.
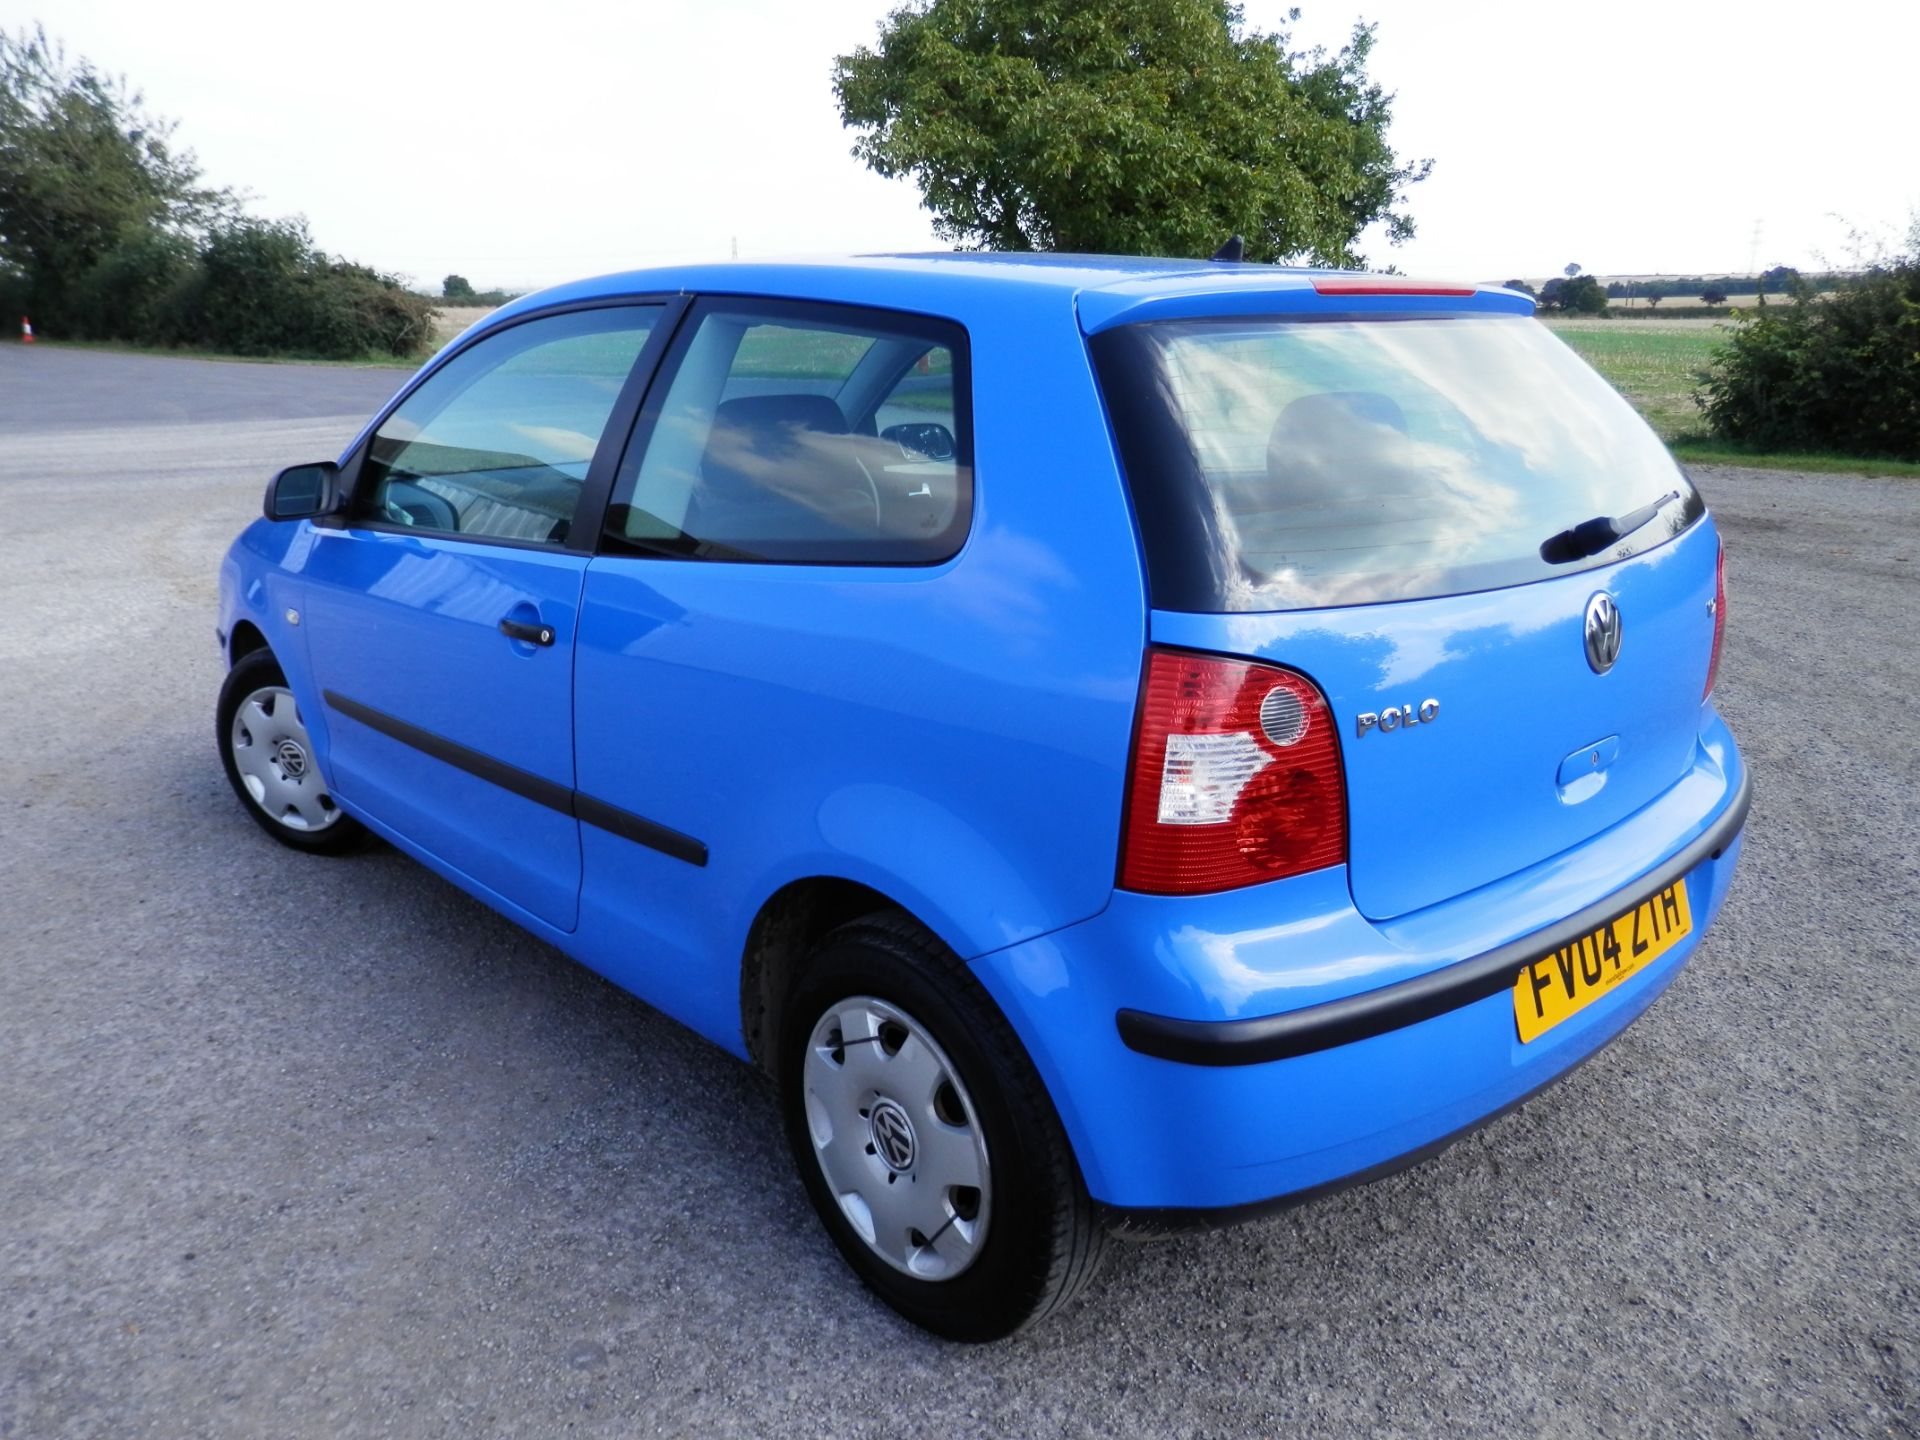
[176,732,1546,1332]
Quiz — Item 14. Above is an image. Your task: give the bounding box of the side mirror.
[880,422,957,462]
[263,461,341,521]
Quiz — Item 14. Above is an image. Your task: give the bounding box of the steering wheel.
[378,478,460,531]
[845,452,883,531]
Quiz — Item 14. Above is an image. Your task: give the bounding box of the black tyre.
[779,911,1106,1340]
[216,648,365,855]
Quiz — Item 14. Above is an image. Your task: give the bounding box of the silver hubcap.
[802,996,991,1280]
[229,686,341,832]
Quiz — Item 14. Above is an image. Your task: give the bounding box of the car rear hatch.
[1088,287,1721,920]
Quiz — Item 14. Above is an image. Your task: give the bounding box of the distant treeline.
[428,275,522,309]
[1605,305,1741,319]
[1604,267,1860,300]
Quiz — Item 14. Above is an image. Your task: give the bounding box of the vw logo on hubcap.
[868,1098,916,1172]
[1584,592,1623,674]
[275,739,309,778]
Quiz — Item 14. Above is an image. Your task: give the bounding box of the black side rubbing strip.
[322,690,707,867]
[324,691,572,813]
[1117,767,1752,1067]
[572,792,708,867]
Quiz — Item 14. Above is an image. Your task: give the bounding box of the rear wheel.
[216,649,365,854]
[779,912,1105,1340]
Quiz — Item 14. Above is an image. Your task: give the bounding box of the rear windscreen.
[1091,315,1703,611]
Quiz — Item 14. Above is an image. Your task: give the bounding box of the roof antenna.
[1210,235,1245,263]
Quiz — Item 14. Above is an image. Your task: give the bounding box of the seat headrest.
[711,394,850,447]
[1267,391,1411,483]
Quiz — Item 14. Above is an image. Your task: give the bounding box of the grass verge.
[30,337,416,369]
[1546,320,1719,441]
[1668,443,1920,478]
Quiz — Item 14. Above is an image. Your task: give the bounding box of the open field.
[1612,297,1751,311]
[430,305,500,348]
[1542,318,1920,477]
[1548,315,1734,332]
[1606,294,1761,310]
[1602,290,1841,311]
[1544,317,1723,440]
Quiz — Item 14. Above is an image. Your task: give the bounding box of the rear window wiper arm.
[1539,489,1680,565]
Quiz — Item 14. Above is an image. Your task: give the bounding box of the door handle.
[498,617,556,647]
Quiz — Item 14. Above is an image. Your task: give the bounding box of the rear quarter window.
[604,300,971,565]
[1091,315,1703,611]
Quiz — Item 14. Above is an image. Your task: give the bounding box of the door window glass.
[358,306,661,545]
[605,302,971,564]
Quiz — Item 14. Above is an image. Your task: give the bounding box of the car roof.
[481,252,1535,339]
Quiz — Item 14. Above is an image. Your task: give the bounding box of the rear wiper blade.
[1539,489,1680,565]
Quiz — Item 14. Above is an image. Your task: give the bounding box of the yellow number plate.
[1512,879,1693,1043]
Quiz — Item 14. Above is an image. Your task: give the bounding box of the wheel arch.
[228,619,270,667]
[739,875,910,1074]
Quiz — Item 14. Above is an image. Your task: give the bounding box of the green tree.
[1539,275,1607,314]
[1502,277,1537,297]
[1563,262,1581,278]
[1700,287,1728,305]
[0,27,428,357]
[0,26,229,325]
[442,273,476,301]
[832,0,1429,265]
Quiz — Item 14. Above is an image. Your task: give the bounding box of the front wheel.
[780,912,1105,1340]
[216,648,365,854]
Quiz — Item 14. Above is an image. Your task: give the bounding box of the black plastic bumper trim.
[322,690,708,868]
[1116,766,1752,1068]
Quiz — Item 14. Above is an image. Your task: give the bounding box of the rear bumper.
[968,716,1749,1214]
[1092,1035,1617,1237]
[1117,765,1750,1067]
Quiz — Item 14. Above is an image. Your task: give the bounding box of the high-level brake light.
[1310,278,1477,297]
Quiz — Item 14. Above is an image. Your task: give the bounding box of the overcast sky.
[35,0,1920,291]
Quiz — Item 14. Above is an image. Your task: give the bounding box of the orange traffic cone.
[20,316,34,344]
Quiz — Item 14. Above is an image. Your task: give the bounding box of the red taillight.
[1704,539,1728,699]
[1310,277,1477,297]
[1120,649,1347,895]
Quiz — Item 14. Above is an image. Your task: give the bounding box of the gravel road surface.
[2,343,1915,1438]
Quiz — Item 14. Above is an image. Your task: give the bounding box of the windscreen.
[1092,315,1703,611]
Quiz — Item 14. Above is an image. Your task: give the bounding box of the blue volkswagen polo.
[215,254,1748,1339]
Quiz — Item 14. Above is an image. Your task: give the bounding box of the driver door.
[298,304,668,930]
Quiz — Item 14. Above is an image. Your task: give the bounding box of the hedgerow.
[1697,258,1920,461]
